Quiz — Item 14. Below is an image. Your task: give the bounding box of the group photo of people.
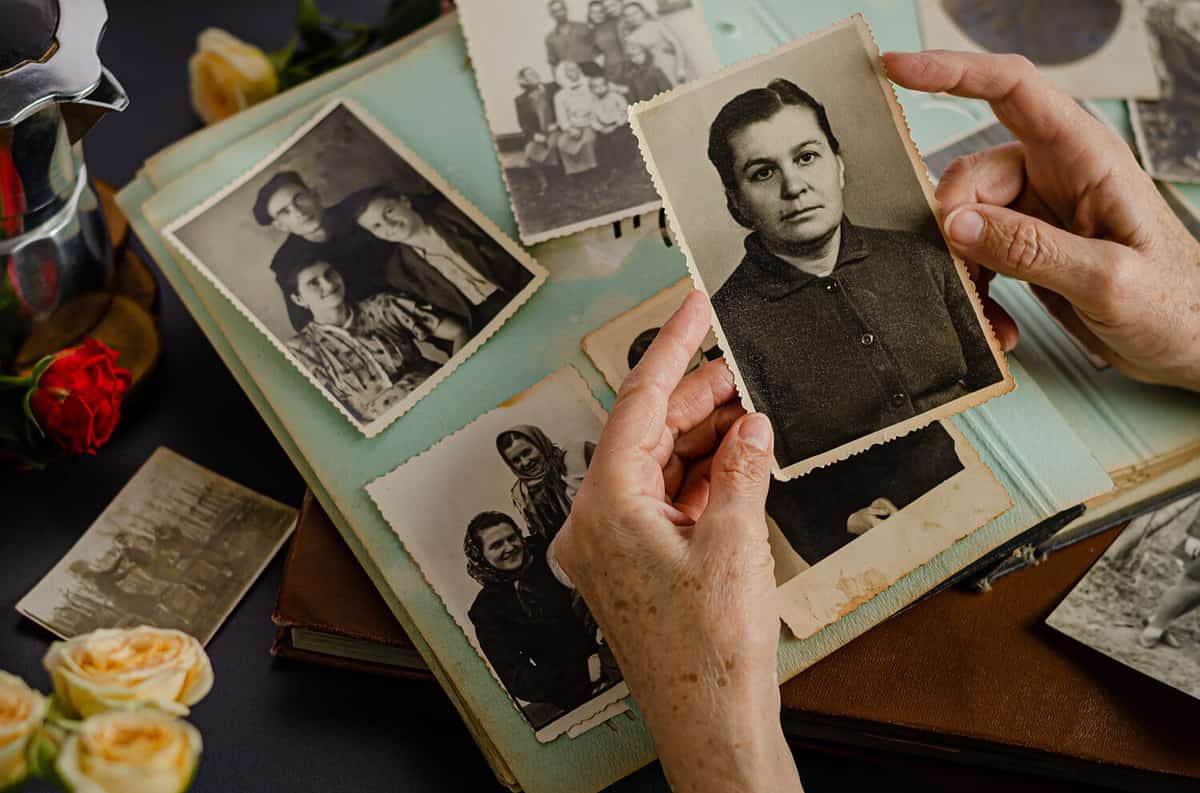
[459,0,720,241]
[168,102,542,432]
[365,370,627,739]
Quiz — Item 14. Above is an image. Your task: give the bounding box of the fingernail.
[739,413,772,451]
[946,208,984,245]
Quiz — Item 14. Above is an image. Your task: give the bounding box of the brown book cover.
[781,530,1200,792]
[277,492,1200,789]
[271,490,431,680]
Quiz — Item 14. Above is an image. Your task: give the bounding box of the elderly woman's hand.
[885,50,1200,393]
[552,292,802,793]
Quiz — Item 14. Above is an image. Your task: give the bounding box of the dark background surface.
[0,2,1110,791]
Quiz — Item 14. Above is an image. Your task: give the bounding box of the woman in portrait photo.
[464,511,616,716]
[621,1,689,85]
[273,247,467,421]
[496,425,595,543]
[552,61,601,178]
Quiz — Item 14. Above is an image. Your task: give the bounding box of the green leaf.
[295,0,324,32]
[266,36,298,73]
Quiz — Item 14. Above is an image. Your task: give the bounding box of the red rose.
[28,338,132,455]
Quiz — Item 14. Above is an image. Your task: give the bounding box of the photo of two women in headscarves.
[365,370,626,737]
[165,101,545,435]
[456,0,721,243]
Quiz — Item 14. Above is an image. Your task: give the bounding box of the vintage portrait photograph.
[1132,0,1200,182]
[164,100,546,437]
[918,0,1160,99]
[582,278,719,390]
[17,448,297,645]
[1048,492,1200,701]
[631,16,1013,478]
[365,369,628,742]
[456,0,721,244]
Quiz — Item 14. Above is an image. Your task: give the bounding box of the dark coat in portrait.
[767,423,963,565]
[515,82,560,140]
[545,21,598,69]
[712,219,1001,468]
[467,538,601,713]
[617,57,674,104]
[380,199,535,332]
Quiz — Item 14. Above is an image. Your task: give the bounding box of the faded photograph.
[165,100,545,436]
[632,18,1011,478]
[1132,0,1200,182]
[767,423,963,565]
[581,278,718,390]
[17,448,296,645]
[1048,492,1200,700]
[456,0,720,243]
[366,369,627,742]
[918,0,1160,98]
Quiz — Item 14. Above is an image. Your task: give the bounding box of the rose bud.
[56,710,201,793]
[44,627,213,719]
[29,338,132,456]
[0,671,48,790]
[189,28,279,125]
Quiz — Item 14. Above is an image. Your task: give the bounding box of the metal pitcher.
[0,0,128,372]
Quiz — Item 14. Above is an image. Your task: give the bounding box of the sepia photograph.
[456,0,721,244]
[1131,0,1200,182]
[365,369,628,742]
[17,448,297,645]
[918,0,1160,99]
[164,99,546,437]
[631,16,1012,479]
[581,278,719,390]
[1048,492,1200,700]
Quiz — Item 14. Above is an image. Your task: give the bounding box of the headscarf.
[496,425,575,541]
[464,512,529,588]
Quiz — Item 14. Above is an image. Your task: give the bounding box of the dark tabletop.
[0,2,1111,791]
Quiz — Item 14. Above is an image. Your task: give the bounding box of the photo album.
[117,2,1200,791]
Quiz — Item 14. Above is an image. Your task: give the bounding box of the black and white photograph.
[631,16,1013,479]
[456,0,720,244]
[918,0,1161,99]
[17,448,297,645]
[581,278,718,391]
[1132,0,1200,182]
[1048,492,1200,700]
[164,100,546,437]
[365,369,628,742]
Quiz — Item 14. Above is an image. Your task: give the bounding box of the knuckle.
[1087,249,1133,312]
[1003,53,1036,78]
[716,445,768,490]
[1003,220,1054,276]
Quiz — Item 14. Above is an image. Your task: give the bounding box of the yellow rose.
[188,28,278,125]
[44,627,214,719]
[0,671,47,789]
[56,710,201,793]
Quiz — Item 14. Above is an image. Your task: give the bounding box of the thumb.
[703,412,773,531]
[943,203,1128,319]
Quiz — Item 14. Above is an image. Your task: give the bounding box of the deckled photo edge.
[362,365,626,743]
[776,422,1013,640]
[162,97,548,439]
[630,15,1013,481]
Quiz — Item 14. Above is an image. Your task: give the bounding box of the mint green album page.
[122,3,1112,791]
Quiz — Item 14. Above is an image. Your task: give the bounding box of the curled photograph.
[164,100,545,436]
[366,369,628,742]
[630,15,1013,479]
[456,0,720,243]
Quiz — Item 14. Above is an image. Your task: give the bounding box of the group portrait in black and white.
[365,370,627,740]
[631,19,1011,476]
[457,0,720,242]
[166,101,544,435]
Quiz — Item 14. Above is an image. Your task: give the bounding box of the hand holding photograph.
[629,15,1013,479]
[163,99,546,437]
[456,0,720,244]
[366,369,628,742]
